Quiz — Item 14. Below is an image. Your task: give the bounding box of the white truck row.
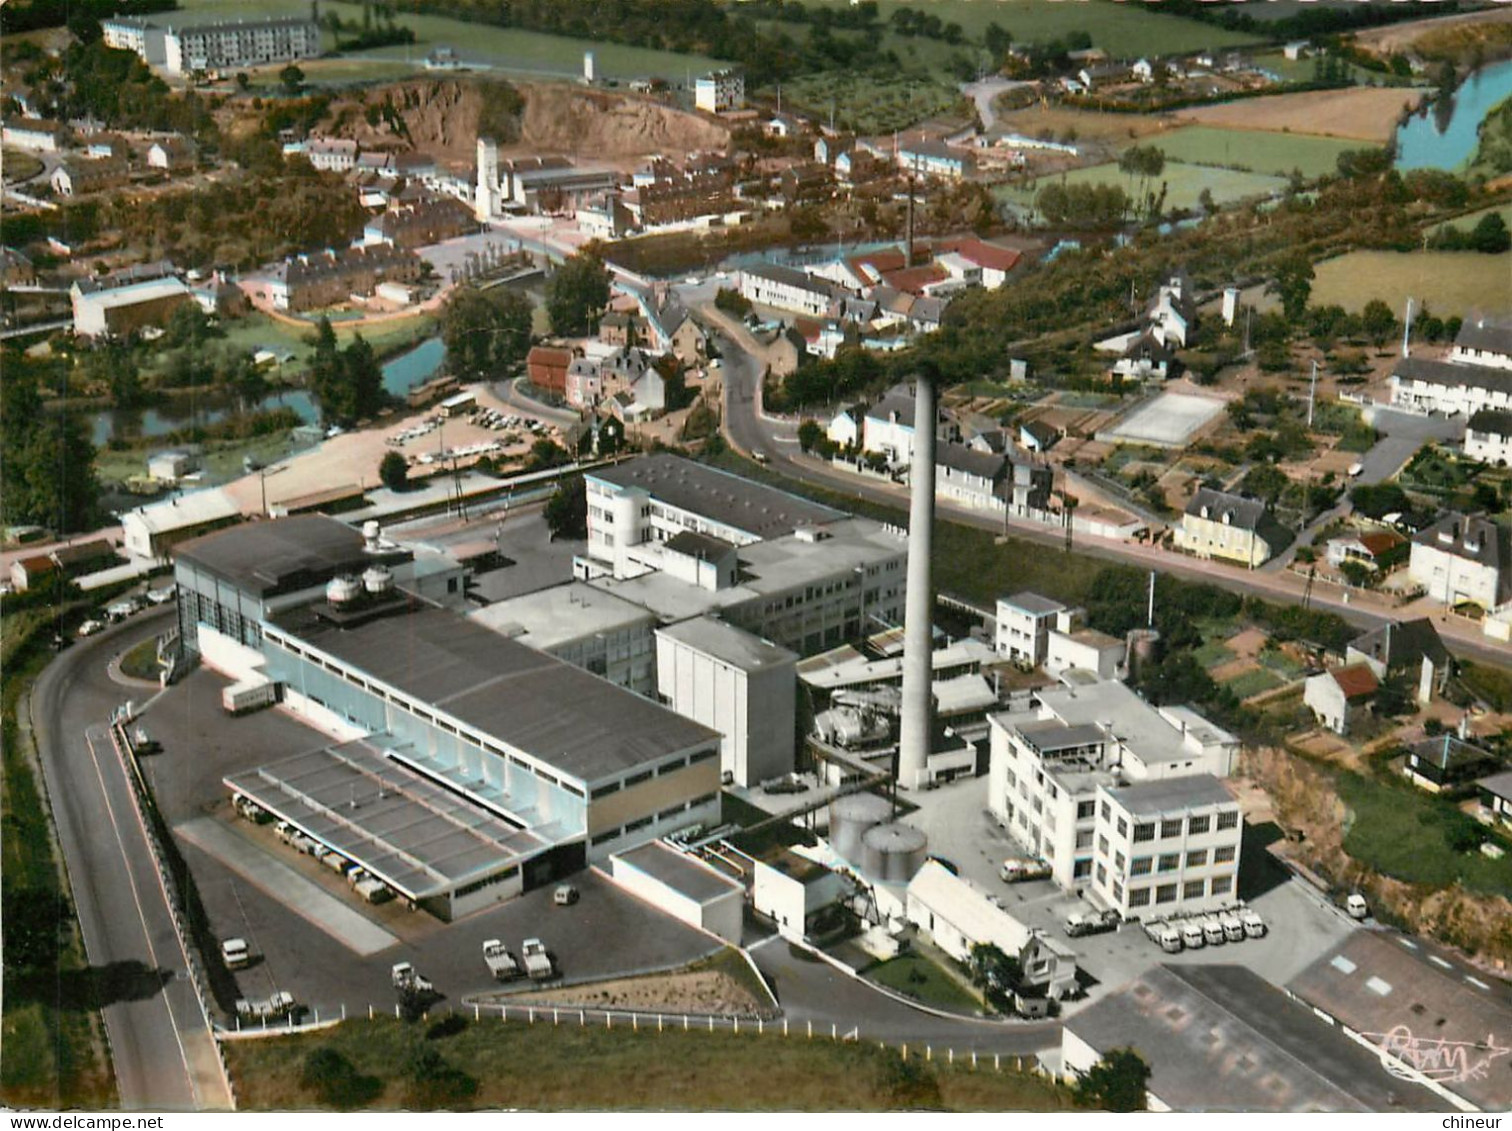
[1143,907,1267,953]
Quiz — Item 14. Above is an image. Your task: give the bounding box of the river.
[1394,58,1512,172]
[88,337,447,446]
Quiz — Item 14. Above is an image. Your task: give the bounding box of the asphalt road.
[31,609,233,1111]
[712,335,1510,668]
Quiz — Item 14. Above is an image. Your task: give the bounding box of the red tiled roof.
[881,263,949,295]
[1330,663,1379,701]
[942,237,1022,274]
[1357,530,1406,557]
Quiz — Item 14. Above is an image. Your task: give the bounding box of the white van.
[1180,920,1206,950]
[220,938,252,970]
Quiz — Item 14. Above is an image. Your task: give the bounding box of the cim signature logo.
[1363,1024,1512,1085]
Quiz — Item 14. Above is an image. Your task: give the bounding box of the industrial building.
[71,273,194,339]
[173,515,725,920]
[988,682,1242,919]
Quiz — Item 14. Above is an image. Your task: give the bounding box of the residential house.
[1475,770,1512,832]
[1174,488,1291,569]
[1465,408,1512,466]
[264,245,422,313]
[813,134,853,167]
[826,404,866,450]
[694,69,744,114]
[51,158,129,196]
[861,384,959,465]
[10,540,119,591]
[995,591,1065,666]
[1324,529,1408,574]
[306,137,359,172]
[85,134,129,160]
[1019,420,1060,453]
[737,263,839,318]
[1403,733,1500,794]
[934,443,1005,511]
[1409,511,1511,610]
[780,162,832,205]
[1448,313,1512,370]
[526,344,573,399]
[1390,355,1512,416]
[1344,618,1451,702]
[146,137,196,171]
[937,237,1021,289]
[1303,663,1379,735]
[363,198,476,250]
[896,137,973,180]
[565,356,603,410]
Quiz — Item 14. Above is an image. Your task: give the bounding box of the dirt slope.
[328,78,728,169]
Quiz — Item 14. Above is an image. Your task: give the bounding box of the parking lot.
[897,775,1360,1011]
[129,660,726,1023]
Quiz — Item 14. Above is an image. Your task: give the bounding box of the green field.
[211,311,435,380]
[1193,641,1235,669]
[1431,202,1512,236]
[1143,126,1365,180]
[223,1017,1076,1111]
[779,71,967,136]
[1312,249,1512,319]
[998,160,1286,214]
[174,0,729,82]
[785,0,1260,57]
[1337,771,1512,897]
[1223,667,1284,700]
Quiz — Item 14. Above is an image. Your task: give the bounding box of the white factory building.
[988,681,1242,920]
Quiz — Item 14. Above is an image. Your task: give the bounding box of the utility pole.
[1307,359,1318,427]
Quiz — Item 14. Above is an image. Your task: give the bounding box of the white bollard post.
[708,1015,714,1032]
[684,1015,689,1031]
[784,1019,789,1037]
[927,1045,932,1061]
[758,1019,763,1035]
[949,1048,954,1065]
[342,1004,347,1021]
[633,1014,638,1031]
[554,1009,559,1026]
[658,1015,663,1032]
[995,1054,1000,1072]
[734,1018,739,1035]
[474,1004,479,1022]
[607,1013,612,1029]
[529,1007,535,1024]
[580,1009,585,1026]
[902,1044,907,1060]
[807,1020,812,1039]
[972,1051,977,1070]
[831,1023,837,1040]
[368,1005,373,1021]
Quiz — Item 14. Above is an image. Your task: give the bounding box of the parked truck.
[1218,911,1246,943]
[1000,857,1052,883]
[391,962,434,995]
[1064,908,1120,937]
[521,938,554,981]
[1238,908,1267,938]
[1144,920,1183,954]
[354,876,393,904]
[482,939,522,981]
[235,991,298,1022]
[223,678,277,716]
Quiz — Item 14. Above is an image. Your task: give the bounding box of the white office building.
[995,592,1065,666]
[988,681,1241,919]
[694,69,745,113]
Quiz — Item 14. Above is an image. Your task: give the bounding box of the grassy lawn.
[2,148,44,184]
[1312,249,1512,319]
[1337,771,1512,897]
[1194,641,1235,669]
[213,311,436,382]
[1141,126,1364,180]
[997,160,1286,214]
[223,1016,1076,1110]
[1223,667,1284,700]
[176,0,728,81]
[1430,202,1512,236]
[867,953,982,1014]
[1461,661,1512,712]
[118,637,163,681]
[1258,648,1305,679]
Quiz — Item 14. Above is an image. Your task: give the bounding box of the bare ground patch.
[484,967,773,1018]
[1179,87,1424,143]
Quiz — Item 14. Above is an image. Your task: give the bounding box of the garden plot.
[1101,392,1226,449]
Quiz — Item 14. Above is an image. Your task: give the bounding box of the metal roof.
[225,738,543,899]
[270,602,720,784]
[1000,591,1065,616]
[656,618,797,673]
[176,514,371,595]
[1289,930,1512,1112]
[1067,964,1444,1112]
[589,454,844,542]
[1105,774,1235,817]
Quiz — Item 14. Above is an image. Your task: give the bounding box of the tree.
[341,332,384,421]
[525,438,569,472]
[279,63,305,94]
[968,943,1021,1013]
[1267,253,1314,324]
[544,476,587,540]
[545,251,611,336]
[378,450,408,491]
[1470,211,1511,254]
[1361,299,1397,346]
[797,419,824,453]
[1076,1048,1150,1112]
[441,285,532,379]
[2,374,100,533]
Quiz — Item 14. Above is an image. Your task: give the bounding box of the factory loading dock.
[226,738,555,921]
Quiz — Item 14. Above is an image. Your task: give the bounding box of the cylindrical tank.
[326,576,361,605]
[362,564,394,595]
[861,822,927,884]
[829,792,892,866]
[363,520,382,548]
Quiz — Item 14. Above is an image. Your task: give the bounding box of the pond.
[87,337,447,445]
[1394,59,1512,171]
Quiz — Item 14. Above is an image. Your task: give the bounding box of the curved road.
[30,609,233,1111]
[711,328,1509,667]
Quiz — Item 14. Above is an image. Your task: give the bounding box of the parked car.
[1000,857,1052,883]
[553,883,579,907]
[221,938,253,970]
[77,619,106,637]
[1345,892,1369,920]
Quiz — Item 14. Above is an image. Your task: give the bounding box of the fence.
[214,997,1039,1074]
[107,719,238,1110]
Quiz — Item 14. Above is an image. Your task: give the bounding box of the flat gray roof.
[270,603,719,784]
[1106,774,1234,816]
[1001,591,1064,616]
[177,515,374,597]
[589,454,844,542]
[225,739,543,899]
[656,618,797,672]
[1068,964,1444,1112]
[469,581,656,650]
[1015,719,1106,752]
[1288,930,1512,1112]
[615,841,742,905]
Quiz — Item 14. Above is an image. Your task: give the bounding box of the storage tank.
[828,792,892,866]
[860,822,927,884]
[362,564,394,595]
[326,576,361,606]
[363,520,382,550]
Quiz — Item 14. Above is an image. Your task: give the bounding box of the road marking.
[176,818,398,956]
[81,725,201,1108]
